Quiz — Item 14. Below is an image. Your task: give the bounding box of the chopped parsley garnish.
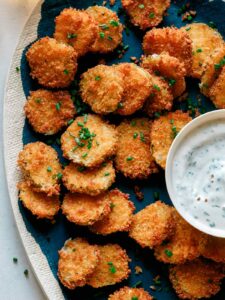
[165,249,173,257]
[126,156,133,161]
[153,191,160,200]
[16,66,20,73]
[67,33,77,39]
[56,102,61,111]
[132,280,142,288]
[95,76,101,81]
[187,15,193,21]
[83,114,88,124]
[153,84,161,91]
[123,45,129,51]
[110,20,119,27]
[117,102,123,108]
[149,12,155,19]
[47,166,52,172]
[170,119,174,125]
[110,203,115,209]
[99,24,109,30]
[104,172,110,176]
[13,257,18,263]
[63,69,69,75]
[35,98,42,104]
[208,21,217,29]
[24,269,29,277]
[138,4,145,9]
[185,27,191,31]
[75,137,85,147]
[214,56,225,70]
[67,119,74,125]
[140,132,145,142]
[82,153,88,158]
[131,120,136,127]
[132,297,138,300]
[56,173,63,180]
[107,36,113,41]
[133,132,138,139]
[77,166,86,172]
[154,112,161,118]
[168,79,176,87]
[99,32,105,39]
[108,262,116,273]
[171,125,178,138]
[196,48,202,53]
[77,122,84,127]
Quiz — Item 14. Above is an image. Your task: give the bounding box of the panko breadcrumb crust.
[143,27,193,75]
[201,235,225,263]
[80,65,124,114]
[58,238,100,290]
[108,286,153,300]
[129,201,175,248]
[26,37,77,88]
[62,161,115,196]
[62,192,111,226]
[89,189,135,235]
[86,6,123,53]
[61,114,118,168]
[24,89,76,135]
[208,66,225,108]
[18,181,60,220]
[54,8,98,57]
[18,142,62,196]
[169,258,225,299]
[87,244,131,288]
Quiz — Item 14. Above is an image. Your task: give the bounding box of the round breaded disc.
[154,210,207,264]
[208,66,225,108]
[87,244,130,288]
[143,27,193,75]
[80,65,124,114]
[169,258,225,299]
[24,89,76,135]
[129,201,174,248]
[18,142,62,196]
[86,6,123,53]
[115,63,152,115]
[62,193,111,226]
[182,23,224,78]
[150,110,191,169]
[26,37,77,88]
[62,161,115,196]
[121,0,170,30]
[115,118,158,179]
[54,8,98,57]
[58,238,100,289]
[90,189,135,235]
[201,236,225,263]
[108,286,153,300]
[18,181,60,220]
[61,114,118,168]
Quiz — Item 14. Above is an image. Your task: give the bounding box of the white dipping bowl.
[166,109,225,238]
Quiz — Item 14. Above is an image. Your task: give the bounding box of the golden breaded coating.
[200,46,225,96]
[18,142,62,196]
[115,63,152,115]
[58,238,100,289]
[61,114,118,168]
[86,6,123,53]
[121,0,170,30]
[141,53,186,98]
[182,23,224,78]
[129,201,174,248]
[154,210,207,264]
[24,89,76,135]
[62,161,115,196]
[26,37,77,88]
[115,118,158,179]
[90,189,135,235]
[18,181,60,220]
[80,65,124,114]
[201,236,225,263]
[208,66,225,108]
[150,111,191,169]
[54,8,98,57]
[62,193,111,226]
[143,75,173,117]
[87,244,130,288]
[169,258,225,299]
[143,27,193,75]
[108,286,153,300]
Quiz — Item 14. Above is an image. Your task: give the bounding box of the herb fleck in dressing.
[172,119,225,231]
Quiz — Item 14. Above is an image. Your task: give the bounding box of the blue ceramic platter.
[20,0,225,299]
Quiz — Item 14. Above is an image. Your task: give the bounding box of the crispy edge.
[208,66,225,108]
[108,286,153,300]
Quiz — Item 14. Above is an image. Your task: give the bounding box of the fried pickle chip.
[154,210,207,264]
[141,53,186,98]
[208,66,225,108]
[169,258,225,299]
[80,65,124,114]
[26,37,77,88]
[200,46,225,96]
[54,8,98,57]
[62,193,111,226]
[129,201,174,248]
[90,189,135,235]
[63,161,115,196]
[87,244,130,288]
[24,89,76,135]
[115,63,152,115]
[201,236,225,263]
[121,0,170,30]
[150,111,191,169]
[86,6,123,53]
[115,118,158,179]
[58,238,100,289]
[108,286,153,300]
[18,181,60,220]
[18,142,62,196]
[61,114,118,168]
[143,27,192,75]
[182,23,224,78]
[143,75,173,117]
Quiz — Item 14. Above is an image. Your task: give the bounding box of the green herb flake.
[99,24,109,30]
[47,166,52,172]
[35,98,42,104]
[185,27,191,31]
[83,114,88,124]
[168,79,176,87]
[107,36,113,41]
[95,76,101,81]
[138,4,145,9]
[99,32,105,39]
[132,280,142,288]
[187,15,193,21]
[133,132,138,139]
[131,120,136,127]
[153,191,160,200]
[67,119,74,126]
[123,45,129,51]
[56,102,61,111]
[117,102,123,108]
[154,112,161,118]
[104,172,110,176]
[165,249,173,257]
[153,84,161,91]
[56,173,63,180]
[108,262,116,273]
[196,48,202,53]
[63,69,69,75]
[24,269,29,277]
[13,257,18,263]
[149,12,155,19]
[110,203,115,209]
[67,33,77,39]
[77,166,86,172]
[208,21,217,29]
[126,156,133,161]
[140,132,145,142]
[132,297,138,300]
[171,125,178,138]
[82,153,88,158]
[16,66,20,73]
[110,20,119,27]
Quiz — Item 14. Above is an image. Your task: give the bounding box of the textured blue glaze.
[20,0,225,299]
